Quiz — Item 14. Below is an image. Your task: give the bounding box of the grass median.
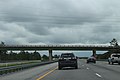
[0,60,55,75]
[0,60,42,68]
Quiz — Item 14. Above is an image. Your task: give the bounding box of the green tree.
[110,38,119,47]
[31,51,41,60]
[42,54,49,61]
[8,51,18,60]
[53,54,59,58]
[0,50,8,61]
[0,42,7,61]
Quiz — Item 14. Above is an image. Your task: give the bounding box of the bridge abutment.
[49,49,52,61]
[92,50,96,57]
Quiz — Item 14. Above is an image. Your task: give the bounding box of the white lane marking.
[95,73,102,78]
[87,67,89,70]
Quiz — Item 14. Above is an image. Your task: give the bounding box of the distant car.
[108,53,120,65]
[58,53,78,70]
[87,56,96,63]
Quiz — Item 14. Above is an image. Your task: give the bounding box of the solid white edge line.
[95,73,102,78]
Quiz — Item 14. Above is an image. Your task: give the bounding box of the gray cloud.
[0,0,120,45]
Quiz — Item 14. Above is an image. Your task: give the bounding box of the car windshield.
[112,55,120,57]
[61,53,75,58]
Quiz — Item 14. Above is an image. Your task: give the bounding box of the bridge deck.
[0,45,119,51]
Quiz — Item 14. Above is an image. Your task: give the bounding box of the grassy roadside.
[0,60,56,75]
[0,60,42,68]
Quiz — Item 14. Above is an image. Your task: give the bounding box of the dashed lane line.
[95,73,102,78]
[87,67,89,70]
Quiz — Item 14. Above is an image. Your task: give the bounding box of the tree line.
[97,38,120,59]
[0,50,50,61]
[97,50,120,59]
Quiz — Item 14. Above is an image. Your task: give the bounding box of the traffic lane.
[0,63,57,80]
[85,61,120,80]
[96,61,120,73]
[36,60,120,80]
[84,59,120,73]
[37,60,103,80]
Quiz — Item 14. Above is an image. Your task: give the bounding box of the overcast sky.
[0,0,120,45]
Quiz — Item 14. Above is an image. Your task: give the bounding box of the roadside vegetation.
[0,42,59,62]
[97,38,120,59]
[0,60,41,68]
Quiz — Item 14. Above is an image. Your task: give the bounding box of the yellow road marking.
[36,67,58,80]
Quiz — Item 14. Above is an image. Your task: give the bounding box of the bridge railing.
[1,44,111,48]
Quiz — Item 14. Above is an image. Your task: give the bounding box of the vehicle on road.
[58,53,78,70]
[86,56,96,63]
[108,53,120,65]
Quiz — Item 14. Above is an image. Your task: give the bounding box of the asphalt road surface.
[1,59,120,80]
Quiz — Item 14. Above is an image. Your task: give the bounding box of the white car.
[108,53,120,65]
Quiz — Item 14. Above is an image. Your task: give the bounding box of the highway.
[1,60,120,80]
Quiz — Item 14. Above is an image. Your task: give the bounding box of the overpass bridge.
[0,45,120,61]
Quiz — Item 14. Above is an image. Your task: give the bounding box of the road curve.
[1,60,120,80]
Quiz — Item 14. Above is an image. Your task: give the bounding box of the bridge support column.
[49,49,52,61]
[92,50,96,57]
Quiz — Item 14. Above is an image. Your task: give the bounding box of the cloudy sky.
[0,0,120,45]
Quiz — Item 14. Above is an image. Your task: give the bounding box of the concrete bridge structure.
[0,45,120,61]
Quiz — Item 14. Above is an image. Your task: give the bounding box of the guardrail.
[0,61,57,75]
[4,44,110,48]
